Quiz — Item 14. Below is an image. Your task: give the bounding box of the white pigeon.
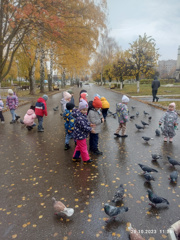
[52,197,74,217]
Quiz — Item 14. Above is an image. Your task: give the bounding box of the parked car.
[53,85,59,90]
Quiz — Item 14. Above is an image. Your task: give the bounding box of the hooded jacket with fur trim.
[23,109,36,126]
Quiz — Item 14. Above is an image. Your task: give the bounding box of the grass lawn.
[104,83,180,96]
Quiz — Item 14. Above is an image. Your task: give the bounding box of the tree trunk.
[137,81,140,93]
[48,47,53,91]
[29,47,39,95]
[40,45,45,93]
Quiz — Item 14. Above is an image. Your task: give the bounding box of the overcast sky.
[107,0,180,60]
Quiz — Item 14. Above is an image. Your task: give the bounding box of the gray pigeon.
[144,172,155,182]
[143,111,149,115]
[141,121,149,126]
[53,106,59,111]
[167,156,180,167]
[142,136,153,143]
[136,111,139,117]
[130,115,135,120]
[169,171,178,183]
[104,203,128,222]
[147,189,169,207]
[131,106,136,110]
[155,129,161,136]
[135,124,144,130]
[151,154,162,161]
[148,116,152,120]
[138,164,158,173]
[112,184,125,203]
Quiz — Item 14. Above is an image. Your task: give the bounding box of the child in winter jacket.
[72,99,94,163]
[159,102,179,143]
[114,95,129,138]
[23,107,36,131]
[101,96,110,121]
[63,102,75,150]
[0,95,5,123]
[35,94,48,132]
[88,96,104,155]
[60,91,72,115]
[6,89,20,124]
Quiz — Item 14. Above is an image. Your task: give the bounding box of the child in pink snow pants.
[72,99,95,163]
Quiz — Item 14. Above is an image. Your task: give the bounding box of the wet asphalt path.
[0,84,179,240]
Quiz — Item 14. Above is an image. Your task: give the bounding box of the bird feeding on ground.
[130,115,135,120]
[138,164,158,173]
[169,171,178,183]
[167,156,180,167]
[143,111,149,115]
[135,124,144,130]
[104,203,128,222]
[147,189,169,207]
[144,172,155,182]
[141,120,149,127]
[131,106,136,110]
[151,154,162,161]
[52,197,74,217]
[112,184,125,203]
[142,136,153,143]
[136,111,139,117]
[155,129,161,136]
[53,106,59,111]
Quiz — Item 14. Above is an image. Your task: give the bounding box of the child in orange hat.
[87,96,104,155]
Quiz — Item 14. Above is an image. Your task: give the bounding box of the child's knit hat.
[8,89,13,94]
[66,102,75,110]
[42,95,48,101]
[122,95,129,103]
[80,92,88,101]
[64,91,71,100]
[169,102,176,108]
[93,96,102,108]
[79,99,88,110]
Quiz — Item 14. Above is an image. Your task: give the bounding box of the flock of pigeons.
[51,104,179,239]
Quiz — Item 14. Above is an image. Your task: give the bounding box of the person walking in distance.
[152,76,160,102]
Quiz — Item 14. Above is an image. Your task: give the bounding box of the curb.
[101,86,180,116]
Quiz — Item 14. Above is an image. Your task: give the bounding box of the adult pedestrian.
[151,76,160,102]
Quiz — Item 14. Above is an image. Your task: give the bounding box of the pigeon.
[148,116,152,120]
[112,184,125,203]
[167,156,180,167]
[138,164,158,173]
[169,171,178,183]
[53,106,59,111]
[130,115,135,120]
[143,111,149,115]
[104,203,128,222]
[136,111,139,117]
[142,136,153,143]
[135,124,144,130]
[155,129,161,136]
[151,154,162,161]
[147,189,169,207]
[52,197,74,217]
[141,121,149,126]
[144,172,155,182]
[131,106,136,110]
